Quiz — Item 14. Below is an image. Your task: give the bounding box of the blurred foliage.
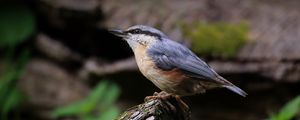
[0,3,35,119]
[181,22,249,57]
[0,51,30,120]
[269,95,300,120]
[52,80,121,120]
[0,3,35,47]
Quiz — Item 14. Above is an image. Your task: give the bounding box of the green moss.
[181,21,249,57]
[154,109,163,116]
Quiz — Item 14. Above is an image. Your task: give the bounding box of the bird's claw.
[145,91,175,101]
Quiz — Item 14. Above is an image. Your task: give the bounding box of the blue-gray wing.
[148,39,248,97]
[147,39,218,80]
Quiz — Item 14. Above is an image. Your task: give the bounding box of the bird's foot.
[145,91,175,101]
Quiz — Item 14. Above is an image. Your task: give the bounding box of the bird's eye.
[133,30,140,34]
[127,29,141,34]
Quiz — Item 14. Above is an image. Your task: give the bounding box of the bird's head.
[110,25,167,49]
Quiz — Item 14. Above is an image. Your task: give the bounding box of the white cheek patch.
[136,34,156,45]
[126,34,157,49]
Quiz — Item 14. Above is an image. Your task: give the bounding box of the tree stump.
[117,92,191,120]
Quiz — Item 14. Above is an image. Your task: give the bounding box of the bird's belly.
[135,53,188,94]
[133,44,206,96]
[138,60,175,90]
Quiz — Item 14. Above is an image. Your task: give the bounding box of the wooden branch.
[117,92,191,120]
[36,33,83,62]
[79,57,138,79]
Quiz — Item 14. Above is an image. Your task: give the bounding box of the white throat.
[126,34,157,50]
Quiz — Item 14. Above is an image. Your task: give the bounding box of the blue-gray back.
[147,38,219,80]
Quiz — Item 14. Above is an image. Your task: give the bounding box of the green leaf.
[51,100,90,117]
[51,80,109,117]
[270,95,300,120]
[0,69,17,90]
[99,83,120,110]
[81,115,97,120]
[0,51,30,97]
[97,106,120,120]
[0,68,19,104]
[0,3,35,47]
[51,80,120,118]
[0,51,29,119]
[82,80,110,113]
[1,88,23,117]
[87,80,109,104]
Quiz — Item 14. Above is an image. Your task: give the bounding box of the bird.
[110,25,247,97]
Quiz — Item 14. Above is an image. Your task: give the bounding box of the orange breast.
[134,44,188,93]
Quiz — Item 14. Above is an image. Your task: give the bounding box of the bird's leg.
[175,95,189,109]
[157,91,174,100]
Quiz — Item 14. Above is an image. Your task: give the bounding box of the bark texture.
[117,92,191,120]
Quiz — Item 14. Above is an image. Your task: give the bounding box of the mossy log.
[117,92,191,120]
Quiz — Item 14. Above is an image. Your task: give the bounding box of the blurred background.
[1,0,300,120]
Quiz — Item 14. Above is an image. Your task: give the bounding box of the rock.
[19,58,89,108]
[100,0,300,82]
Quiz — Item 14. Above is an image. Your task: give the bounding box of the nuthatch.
[110,25,247,97]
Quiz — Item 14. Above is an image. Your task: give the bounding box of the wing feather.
[148,39,247,97]
[148,39,218,80]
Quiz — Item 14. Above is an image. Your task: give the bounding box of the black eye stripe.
[125,29,162,40]
[125,29,141,34]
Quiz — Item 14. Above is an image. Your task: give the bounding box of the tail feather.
[216,76,247,97]
[223,85,247,97]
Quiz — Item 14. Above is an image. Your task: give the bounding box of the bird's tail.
[216,76,247,97]
[223,85,247,97]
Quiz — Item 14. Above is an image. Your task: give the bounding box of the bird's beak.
[109,29,127,38]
